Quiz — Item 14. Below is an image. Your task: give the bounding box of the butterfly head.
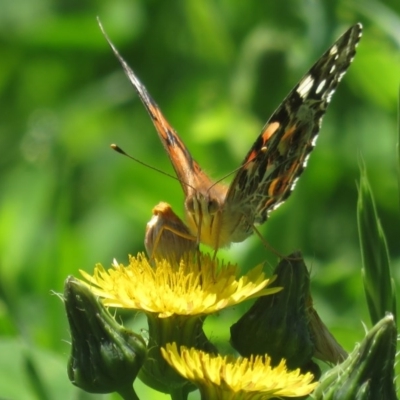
[185,193,220,218]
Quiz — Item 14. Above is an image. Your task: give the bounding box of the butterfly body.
[184,187,252,249]
[102,23,362,253]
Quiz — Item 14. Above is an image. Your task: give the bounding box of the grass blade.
[357,165,396,325]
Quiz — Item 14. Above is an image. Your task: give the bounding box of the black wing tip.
[348,22,363,42]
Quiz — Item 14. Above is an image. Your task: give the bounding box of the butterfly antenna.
[252,225,302,261]
[111,144,198,192]
[251,225,286,259]
[111,144,182,183]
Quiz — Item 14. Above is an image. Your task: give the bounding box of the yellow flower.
[161,343,317,399]
[80,253,279,318]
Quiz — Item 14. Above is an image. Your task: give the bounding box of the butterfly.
[101,22,362,256]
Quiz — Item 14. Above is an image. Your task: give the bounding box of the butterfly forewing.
[224,24,362,237]
[99,24,216,201]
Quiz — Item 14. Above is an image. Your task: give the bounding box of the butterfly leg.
[252,225,302,261]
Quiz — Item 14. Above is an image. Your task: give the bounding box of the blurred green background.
[0,0,399,399]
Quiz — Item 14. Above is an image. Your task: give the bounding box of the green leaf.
[357,164,396,325]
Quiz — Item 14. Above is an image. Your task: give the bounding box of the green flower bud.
[139,314,215,395]
[64,276,147,397]
[230,252,318,376]
[313,314,397,399]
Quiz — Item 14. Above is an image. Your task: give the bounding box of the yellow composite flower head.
[80,253,280,318]
[161,343,317,399]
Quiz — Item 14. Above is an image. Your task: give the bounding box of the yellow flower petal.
[161,343,317,399]
[80,253,279,318]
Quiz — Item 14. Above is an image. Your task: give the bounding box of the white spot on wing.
[315,79,326,94]
[297,75,314,98]
[337,71,345,82]
[325,89,335,103]
[302,153,311,167]
[271,201,284,211]
[329,44,338,55]
[290,177,299,191]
